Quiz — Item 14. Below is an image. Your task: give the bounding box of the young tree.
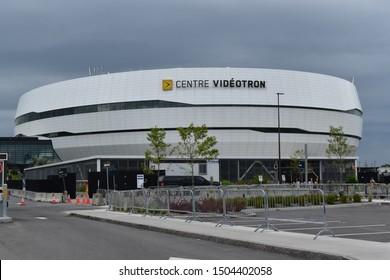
[290,149,315,184]
[175,123,219,188]
[326,126,356,182]
[31,156,51,166]
[290,149,304,183]
[144,126,171,187]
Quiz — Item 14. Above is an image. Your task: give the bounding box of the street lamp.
[276,92,284,184]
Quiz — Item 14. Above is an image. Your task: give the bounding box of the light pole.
[276,92,284,184]
[104,162,110,206]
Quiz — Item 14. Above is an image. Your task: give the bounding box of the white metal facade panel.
[14,68,363,161]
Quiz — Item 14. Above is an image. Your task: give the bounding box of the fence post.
[162,189,172,219]
[105,190,111,212]
[185,187,203,222]
[130,190,135,214]
[314,189,335,239]
[143,189,150,216]
[216,188,234,227]
[165,189,171,217]
[254,189,277,232]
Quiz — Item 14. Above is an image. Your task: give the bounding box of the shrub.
[197,197,223,213]
[352,193,362,203]
[326,193,338,204]
[149,210,168,215]
[170,200,192,212]
[340,194,348,203]
[226,197,247,212]
[235,179,256,185]
[308,194,323,205]
[221,180,232,186]
[247,196,265,208]
[346,173,358,183]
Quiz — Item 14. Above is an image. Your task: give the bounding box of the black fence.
[25,173,76,199]
[6,180,23,190]
[87,171,158,197]
[8,171,156,199]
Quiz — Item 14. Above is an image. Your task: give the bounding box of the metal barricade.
[108,191,127,211]
[166,187,200,221]
[374,185,390,199]
[145,189,170,216]
[131,189,147,214]
[318,184,366,197]
[215,187,267,226]
[317,183,389,200]
[160,187,222,222]
[255,188,334,239]
[106,186,339,239]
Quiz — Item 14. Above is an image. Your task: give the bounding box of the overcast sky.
[1,0,389,167]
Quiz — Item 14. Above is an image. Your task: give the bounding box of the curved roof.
[15,68,362,118]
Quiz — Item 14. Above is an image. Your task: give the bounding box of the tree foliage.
[290,149,304,174]
[144,126,171,187]
[31,156,52,166]
[290,149,315,183]
[175,123,219,188]
[326,126,356,182]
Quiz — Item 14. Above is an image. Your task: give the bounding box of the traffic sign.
[137,174,144,189]
[299,161,305,172]
[58,168,67,177]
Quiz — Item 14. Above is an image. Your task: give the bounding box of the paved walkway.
[67,205,390,260]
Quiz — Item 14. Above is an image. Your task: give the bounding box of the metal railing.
[255,188,334,239]
[106,185,355,239]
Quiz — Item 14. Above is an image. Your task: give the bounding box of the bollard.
[0,184,12,223]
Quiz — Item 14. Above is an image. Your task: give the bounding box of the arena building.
[15,68,363,184]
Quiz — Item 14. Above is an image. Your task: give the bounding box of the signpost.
[258,175,263,185]
[58,168,67,202]
[104,162,110,206]
[137,174,145,189]
[299,161,305,173]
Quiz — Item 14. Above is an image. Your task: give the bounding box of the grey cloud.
[0,0,389,165]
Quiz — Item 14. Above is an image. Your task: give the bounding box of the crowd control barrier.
[255,188,335,239]
[216,187,267,226]
[107,186,338,239]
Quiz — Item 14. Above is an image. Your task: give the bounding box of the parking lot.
[200,202,390,242]
[7,189,390,243]
[104,186,390,243]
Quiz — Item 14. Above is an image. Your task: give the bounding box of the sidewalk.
[66,207,390,260]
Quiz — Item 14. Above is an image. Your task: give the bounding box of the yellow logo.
[162,80,173,90]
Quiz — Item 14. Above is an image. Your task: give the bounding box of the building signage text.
[162,79,266,90]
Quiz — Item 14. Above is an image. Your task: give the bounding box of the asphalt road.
[201,202,390,242]
[0,196,301,260]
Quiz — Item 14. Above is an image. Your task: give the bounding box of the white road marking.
[283,224,387,231]
[169,257,195,260]
[330,231,390,237]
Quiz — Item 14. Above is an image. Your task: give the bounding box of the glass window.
[199,163,207,175]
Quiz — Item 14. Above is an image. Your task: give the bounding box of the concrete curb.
[0,217,13,223]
